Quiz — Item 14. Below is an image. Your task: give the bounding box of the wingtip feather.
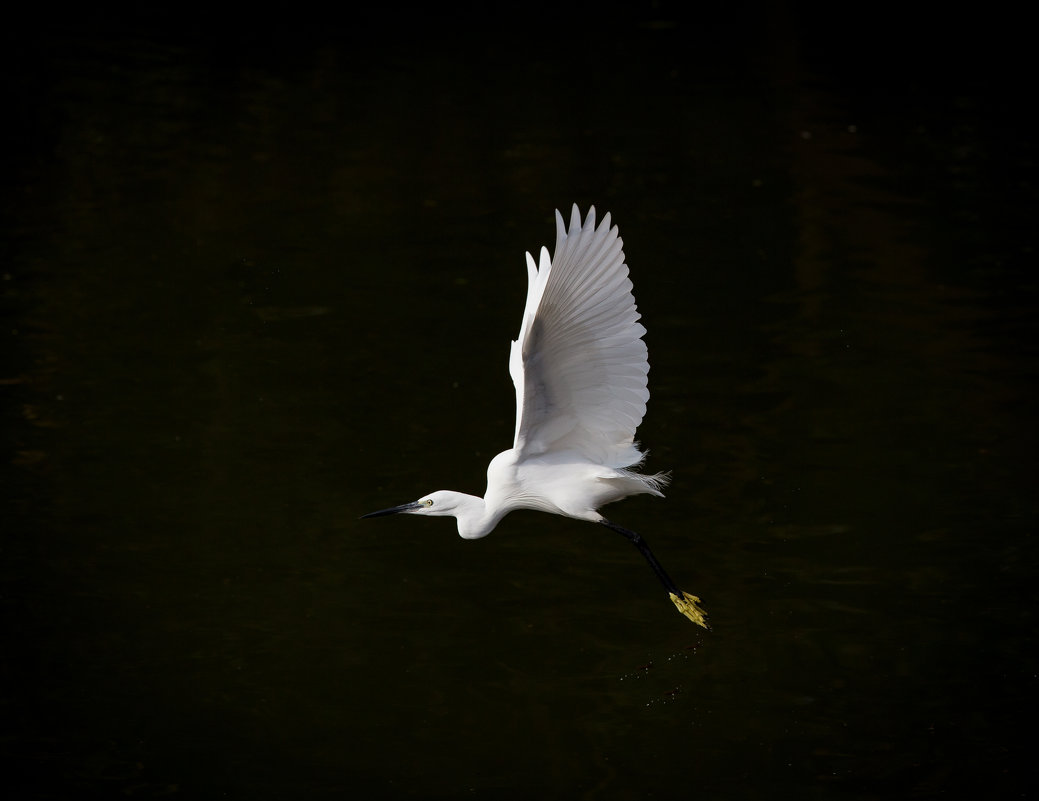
[570,204,582,233]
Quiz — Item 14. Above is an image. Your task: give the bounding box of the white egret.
[362,205,708,628]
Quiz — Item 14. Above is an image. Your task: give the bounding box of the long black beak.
[360,501,422,519]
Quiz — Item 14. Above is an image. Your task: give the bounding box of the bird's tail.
[605,445,669,498]
[617,467,670,498]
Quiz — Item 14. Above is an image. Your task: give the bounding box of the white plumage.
[512,205,648,466]
[363,205,708,627]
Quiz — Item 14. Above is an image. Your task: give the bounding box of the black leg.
[600,518,710,629]
[600,519,682,595]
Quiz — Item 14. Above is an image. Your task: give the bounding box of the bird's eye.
[423,499,434,507]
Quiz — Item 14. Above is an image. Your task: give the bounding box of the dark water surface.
[3,8,1036,799]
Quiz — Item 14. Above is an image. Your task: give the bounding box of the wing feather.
[510,205,651,465]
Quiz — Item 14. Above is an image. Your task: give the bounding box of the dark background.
[2,3,1036,799]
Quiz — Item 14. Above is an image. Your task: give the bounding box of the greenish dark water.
[2,8,1036,800]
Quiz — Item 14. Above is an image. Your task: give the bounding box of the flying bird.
[362,205,708,628]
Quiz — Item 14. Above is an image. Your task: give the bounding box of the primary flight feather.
[362,205,708,628]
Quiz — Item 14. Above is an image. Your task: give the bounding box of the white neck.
[445,492,504,540]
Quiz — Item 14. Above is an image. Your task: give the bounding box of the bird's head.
[360,490,493,539]
[360,490,467,520]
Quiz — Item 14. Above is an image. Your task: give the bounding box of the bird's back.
[484,446,667,525]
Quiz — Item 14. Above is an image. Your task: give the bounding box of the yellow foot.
[669,591,710,630]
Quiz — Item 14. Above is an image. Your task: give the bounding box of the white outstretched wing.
[509,205,650,466]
